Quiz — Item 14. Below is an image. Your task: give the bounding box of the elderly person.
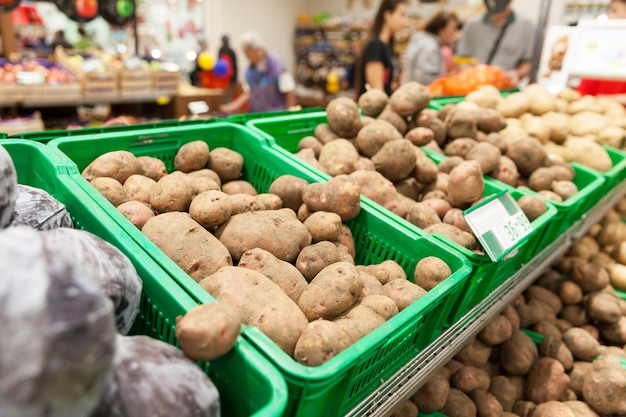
[219,31,295,114]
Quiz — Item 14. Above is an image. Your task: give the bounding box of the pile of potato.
[81,142,454,366]
[293,87,550,252]
[387,197,626,417]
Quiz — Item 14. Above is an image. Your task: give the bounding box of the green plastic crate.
[1,139,287,417]
[48,122,473,417]
[247,113,557,323]
[226,107,325,125]
[598,146,626,195]
[617,289,626,301]
[5,118,216,144]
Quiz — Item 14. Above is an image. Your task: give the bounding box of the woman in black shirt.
[356,0,408,97]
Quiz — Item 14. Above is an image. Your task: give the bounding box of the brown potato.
[414,256,452,291]
[302,175,361,221]
[424,223,478,250]
[303,211,342,242]
[117,200,155,230]
[221,180,257,196]
[470,389,504,417]
[378,106,408,135]
[189,190,233,229]
[518,195,547,222]
[230,193,263,215]
[500,330,539,375]
[174,140,210,173]
[405,126,434,146]
[358,89,388,117]
[478,314,513,346]
[150,173,193,213]
[446,108,478,140]
[372,139,417,182]
[326,97,362,138]
[438,156,465,174]
[506,137,549,177]
[136,156,168,181]
[207,147,244,181]
[447,160,484,208]
[355,120,403,158]
[294,320,352,366]
[383,279,426,311]
[411,369,449,412]
[414,155,439,184]
[268,175,309,212]
[491,155,519,187]
[255,193,283,210]
[175,303,241,361]
[356,260,407,285]
[466,142,502,174]
[441,388,477,417]
[562,327,602,361]
[318,139,360,176]
[333,295,398,343]
[389,81,430,117]
[295,241,344,282]
[298,136,323,157]
[442,208,472,233]
[454,337,492,368]
[91,177,128,207]
[314,123,340,144]
[452,366,491,393]
[186,168,222,186]
[186,176,220,198]
[406,202,441,229]
[531,401,575,417]
[525,358,571,403]
[359,271,385,296]
[82,150,141,183]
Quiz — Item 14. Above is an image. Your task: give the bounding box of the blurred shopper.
[49,30,72,51]
[218,35,238,87]
[403,11,460,85]
[73,26,97,51]
[354,0,408,97]
[219,31,295,114]
[576,0,626,103]
[456,0,535,86]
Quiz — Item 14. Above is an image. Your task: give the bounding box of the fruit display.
[0,58,76,85]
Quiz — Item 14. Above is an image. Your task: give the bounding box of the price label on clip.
[463,191,534,262]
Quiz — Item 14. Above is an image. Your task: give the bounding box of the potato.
[569,260,610,293]
[569,361,593,397]
[562,327,601,361]
[414,155,439,184]
[390,400,418,417]
[552,180,578,201]
[395,177,422,200]
[454,337,492,367]
[296,148,328,172]
[562,138,612,172]
[268,175,308,212]
[607,263,626,291]
[539,190,564,202]
[82,150,142,183]
[531,401,575,417]
[528,166,558,191]
[513,400,537,417]
[359,271,385,296]
[465,85,501,109]
[489,156,518,186]
[298,262,362,321]
[353,157,375,171]
[326,97,361,138]
[598,316,626,344]
[174,140,210,173]
[423,198,451,220]
[541,111,569,143]
[489,375,521,412]
[411,369,449,412]
[175,303,241,361]
[383,279,426,311]
[372,139,417,181]
[122,174,156,205]
[298,136,324,157]
[302,211,342,242]
[444,138,478,158]
[254,193,282,210]
[518,195,547,222]
[506,137,549,177]
[406,202,441,229]
[187,177,220,198]
[150,173,193,213]
[441,388,477,417]
[356,260,407,285]
[596,126,625,149]
[355,120,403,158]
[446,108,478,140]
[142,212,232,281]
[221,180,257,196]
[470,389,503,417]
[91,177,128,207]
[295,241,344,282]
[405,126,434,146]
[500,330,539,375]
[377,106,407,135]
[230,193,262,215]
[389,81,430,117]
[526,285,563,315]
[336,224,356,259]
[562,401,599,417]
[584,291,622,324]
[136,156,167,181]
[314,123,340,144]
[238,247,308,303]
[216,209,311,263]
[437,156,464,174]
[188,190,232,229]
[539,335,574,371]
[186,168,222,186]
[447,160,484,208]
[582,354,626,415]
[333,295,398,343]
[569,111,609,137]
[207,147,244,181]
[117,201,154,230]
[294,320,352,366]
[413,256,452,291]
[302,175,361,221]
[358,88,388,117]
[532,320,563,340]
[497,92,531,118]
[525,357,571,403]
[501,304,521,332]
[318,139,360,176]
[465,142,502,175]
[559,305,588,327]
[478,314,513,346]
[451,366,490,393]
[559,280,583,305]
[199,266,308,356]
[425,223,477,250]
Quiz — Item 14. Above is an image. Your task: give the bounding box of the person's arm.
[508,61,532,85]
[219,91,249,114]
[364,61,385,91]
[284,90,297,109]
[278,71,297,109]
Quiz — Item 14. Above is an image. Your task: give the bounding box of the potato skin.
[413,256,452,291]
[174,140,210,173]
[524,357,570,403]
[150,173,193,213]
[326,97,362,138]
[136,156,167,181]
[123,174,156,204]
[298,262,362,321]
[293,320,352,366]
[358,89,388,117]
[302,175,361,221]
[216,209,312,263]
[82,150,142,183]
[189,190,233,229]
[356,260,407,285]
[239,247,308,303]
[441,388,477,417]
[333,295,398,343]
[383,279,426,311]
[221,180,257,196]
[411,369,449,412]
[199,266,308,356]
[295,241,345,282]
[207,147,244,181]
[268,175,309,212]
[175,303,241,361]
[303,211,342,242]
[91,177,128,207]
[142,212,233,281]
[500,330,539,375]
[117,201,155,230]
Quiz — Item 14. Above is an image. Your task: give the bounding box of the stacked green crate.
[1,139,288,417]
[48,122,473,417]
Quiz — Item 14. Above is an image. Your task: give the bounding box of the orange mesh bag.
[427,65,514,96]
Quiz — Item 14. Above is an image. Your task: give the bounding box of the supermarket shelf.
[347,178,626,417]
[13,91,175,108]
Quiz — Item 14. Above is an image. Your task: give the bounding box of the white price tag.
[463,191,534,262]
[17,71,45,85]
[188,101,209,115]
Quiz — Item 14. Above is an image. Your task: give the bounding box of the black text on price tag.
[463,191,534,262]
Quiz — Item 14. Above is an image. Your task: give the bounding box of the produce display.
[391,199,626,417]
[0,58,76,85]
[81,141,456,364]
[0,144,223,417]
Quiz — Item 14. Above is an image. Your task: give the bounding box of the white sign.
[562,19,626,80]
[187,101,209,115]
[537,26,577,94]
[463,191,534,262]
